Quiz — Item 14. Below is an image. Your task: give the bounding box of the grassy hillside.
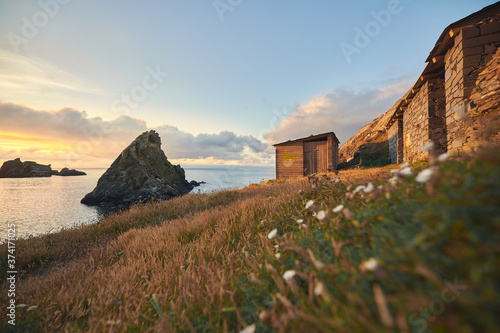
[337,97,401,168]
[1,150,499,332]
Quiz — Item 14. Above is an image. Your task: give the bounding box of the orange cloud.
[0,102,272,169]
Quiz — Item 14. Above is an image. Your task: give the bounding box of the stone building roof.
[386,2,500,129]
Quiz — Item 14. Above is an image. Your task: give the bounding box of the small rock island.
[81,130,193,207]
[0,158,86,178]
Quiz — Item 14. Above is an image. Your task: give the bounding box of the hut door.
[303,141,327,175]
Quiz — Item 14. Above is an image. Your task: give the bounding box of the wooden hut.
[273,132,339,178]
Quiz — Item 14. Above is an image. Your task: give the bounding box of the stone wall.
[403,82,429,163]
[402,77,447,163]
[427,77,447,153]
[458,47,500,155]
[470,47,500,115]
[445,20,500,155]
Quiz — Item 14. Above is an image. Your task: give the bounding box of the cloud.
[264,79,414,146]
[0,102,146,143]
[374,79,414,102]
[0,49,105,101]
[0,102,271,168]
[152,126,270,161]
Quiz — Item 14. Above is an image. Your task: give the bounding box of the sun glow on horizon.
[0,131,76,151]
[0,131,274,170]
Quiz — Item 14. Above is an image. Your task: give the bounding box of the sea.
[0,166,275,242]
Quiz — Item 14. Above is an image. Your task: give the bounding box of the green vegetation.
[1,153,499,332]
[338,141,390,169]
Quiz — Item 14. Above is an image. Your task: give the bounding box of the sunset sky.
[0,0,495,168]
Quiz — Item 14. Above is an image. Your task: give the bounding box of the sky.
[0,0,496,168]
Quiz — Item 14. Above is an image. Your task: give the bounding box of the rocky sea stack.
[56,167,87,176]
[0,158,53,178]
[81,130,193,206]
[0,158,87,178]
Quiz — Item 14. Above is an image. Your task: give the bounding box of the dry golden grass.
[0,169,392,331]
[337,166,391,184]
[2,160,497,332]
[1,175,317,331]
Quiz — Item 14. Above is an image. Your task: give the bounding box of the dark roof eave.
[273,131,339,146]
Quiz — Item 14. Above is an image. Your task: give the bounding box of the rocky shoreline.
[0,158,86,178]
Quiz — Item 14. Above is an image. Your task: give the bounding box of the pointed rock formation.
[81,130,193,206]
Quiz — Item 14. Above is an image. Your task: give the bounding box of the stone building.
[386,3,500,163]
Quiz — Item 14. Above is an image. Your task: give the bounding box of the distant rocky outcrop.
[190,180,206,187]
[0,158,87,178]
[0,158,53,178]
[81,130,193,206]
[56,168,87,176]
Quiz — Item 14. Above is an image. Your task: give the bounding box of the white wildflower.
[267,229,278,239]
[274,244,279,249]
[400,167,413,176]
[360,258,378,271]
[275,253,281,259]
[389,176,398,185]
[354,185,366,193]
[364,183,374,193]
[313,258,325,270]
[317,210,327,220]
[334,178,342,183]
[314,281,326,296]
[305,200,314,209]
[333,204,344,213]
[400,162,409,169]
[27,305,37,311]
[296,219,304,224]
[378,185,384,189]
[283,270,296,280]
[106,320,122,326]
[240,324,256,333]
[415,168,434,183]
[438,153,449,162]
[421,141,435,151]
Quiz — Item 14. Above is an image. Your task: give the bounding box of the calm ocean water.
[0,166,275,242]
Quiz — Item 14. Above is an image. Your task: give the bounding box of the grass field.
[1,150,499,332]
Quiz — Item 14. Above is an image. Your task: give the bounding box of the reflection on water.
[0,166,275,242]
[0,169,107,242]
[184,166,275,193]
